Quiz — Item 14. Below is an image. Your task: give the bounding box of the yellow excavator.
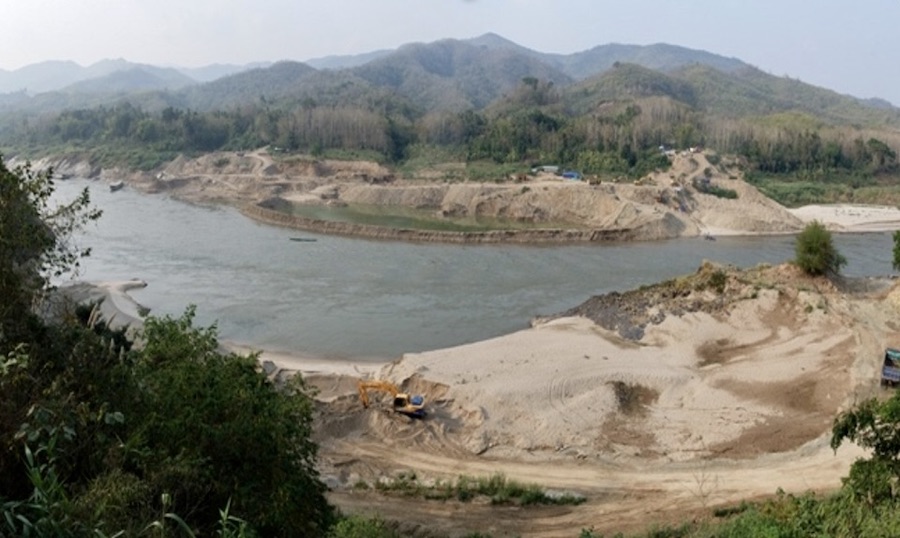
[357,380,426,418]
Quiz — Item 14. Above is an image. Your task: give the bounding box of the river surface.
[53,179,895,360]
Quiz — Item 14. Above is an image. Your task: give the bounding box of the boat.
[109,180,125,192]
[289,237,318,242]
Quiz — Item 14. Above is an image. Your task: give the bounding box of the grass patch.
[397,144,467,178]
[284,201,578,232]
[372,472,585,507]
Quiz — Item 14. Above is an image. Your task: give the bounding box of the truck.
[881,348,900,386]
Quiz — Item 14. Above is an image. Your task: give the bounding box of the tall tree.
[0,158,100,343]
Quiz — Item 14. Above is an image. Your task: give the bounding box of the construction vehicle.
[358,380,426,418]
[882,348,900,387]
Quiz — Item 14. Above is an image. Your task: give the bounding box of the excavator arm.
[358,380,400,408]
[357,380,426,418]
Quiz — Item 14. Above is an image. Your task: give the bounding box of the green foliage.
[893,230,900,272]
[793,221,846,276]
[0,308,334,536]
[327,515,399,538]
[372,472,585,507]
[693,177,738,199]
[0,167,333,538]
[831,392,900,503]
[707,270,728,294]
[0,158,101,340]
[130,308,334,535]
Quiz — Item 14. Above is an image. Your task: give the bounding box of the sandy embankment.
[311,262,896,535]
[790,204,900,232]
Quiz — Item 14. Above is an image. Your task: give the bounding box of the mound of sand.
[303,263,896,534]
[363,263,863,463]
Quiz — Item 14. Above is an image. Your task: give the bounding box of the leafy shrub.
[794,221,846,276]
[708,269,728,293]
[328,515,399,538]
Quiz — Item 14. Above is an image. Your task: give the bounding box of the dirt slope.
[39,149,804,242]
[309,265,897,536]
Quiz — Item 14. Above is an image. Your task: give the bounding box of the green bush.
[793,221,846,276]
[328,515,399,538]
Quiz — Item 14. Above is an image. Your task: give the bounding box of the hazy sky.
[2,0,899,104]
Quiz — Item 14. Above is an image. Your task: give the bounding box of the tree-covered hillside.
[1,35,899,204]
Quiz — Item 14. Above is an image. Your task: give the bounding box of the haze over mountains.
[0,33,895,126]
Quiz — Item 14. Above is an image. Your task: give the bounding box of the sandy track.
[328,436,863,537]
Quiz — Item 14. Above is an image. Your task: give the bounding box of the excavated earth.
[34,149,805,243]
[304,264,898,537]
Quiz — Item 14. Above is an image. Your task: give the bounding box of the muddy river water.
[54,179,895,360]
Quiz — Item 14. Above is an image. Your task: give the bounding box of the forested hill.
[1,34,894,119]
[2,34,899,206]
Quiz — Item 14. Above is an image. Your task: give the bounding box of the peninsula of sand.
[37,148,900,535]
[21,148,878,244]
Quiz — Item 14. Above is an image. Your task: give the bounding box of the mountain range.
[0,33,896,126]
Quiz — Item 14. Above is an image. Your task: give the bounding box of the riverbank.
[32,148,813,243]
[790,204,900,232]
[310,261,887,535]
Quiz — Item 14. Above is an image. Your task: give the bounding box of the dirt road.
[326,435,862,537]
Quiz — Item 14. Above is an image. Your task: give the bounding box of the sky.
[2,0,899,105]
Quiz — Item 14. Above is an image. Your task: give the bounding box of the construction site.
[247,262,899,536]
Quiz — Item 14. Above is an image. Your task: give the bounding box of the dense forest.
[2,77,897,180]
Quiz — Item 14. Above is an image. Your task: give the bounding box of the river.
[53,179,895,360]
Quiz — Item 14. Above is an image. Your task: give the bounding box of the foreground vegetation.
[366,471,586,507]
[0,159,334,536]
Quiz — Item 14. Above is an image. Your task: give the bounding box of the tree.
[130,308,334,536]
[0,157,101,344]
[0,159,333,535]
[832,391,900,504]
[794,221,846,276]
[2,306,335,536]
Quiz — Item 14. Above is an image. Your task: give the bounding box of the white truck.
[881,348,900,386]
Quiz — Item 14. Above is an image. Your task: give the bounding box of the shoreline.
[242,200,900,245]
[59,200,900,378]
[789,203,900,233]
[240,202,646,244]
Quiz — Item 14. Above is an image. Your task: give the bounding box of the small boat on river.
[109,180,125,192]
[289,237,318,242]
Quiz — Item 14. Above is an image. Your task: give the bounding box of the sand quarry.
[232,261,894,537]
[44,148,900,536]
[83,264,900,536]
[77,230,900,536]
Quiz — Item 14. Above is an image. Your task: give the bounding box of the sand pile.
[356,263,866,463]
